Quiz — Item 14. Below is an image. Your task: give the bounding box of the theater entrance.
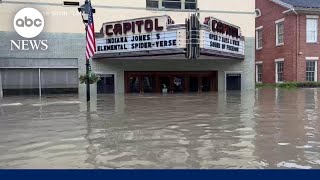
[125,71,217,93]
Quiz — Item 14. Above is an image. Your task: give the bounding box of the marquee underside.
[92,48,244,60]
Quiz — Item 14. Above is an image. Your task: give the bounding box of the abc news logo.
[16,16,43,28]
[10,8,48,51]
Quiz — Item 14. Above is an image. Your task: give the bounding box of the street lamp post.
[78,0,95,102]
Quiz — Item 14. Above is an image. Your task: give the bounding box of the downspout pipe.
[292,8,299,82]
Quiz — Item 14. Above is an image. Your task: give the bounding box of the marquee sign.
[96,16,181,54]
[94,15,245,59]
[201,17,245,56]
[96,31,178,53]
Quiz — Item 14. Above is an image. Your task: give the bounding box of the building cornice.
[283,8,320,15]
[270,0,293,9]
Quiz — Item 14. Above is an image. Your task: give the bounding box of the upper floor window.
[146,0,159,8]
[275,19,284,46]
[255,9,261,18]
[185,0,197,9]
[306,16,318,43]
[256,26,263,49]
[146,0,197,10]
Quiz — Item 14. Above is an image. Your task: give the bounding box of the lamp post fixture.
[78,0,95,102]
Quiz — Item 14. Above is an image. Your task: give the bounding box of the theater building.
[93,15,250,94]
[0,0,255,97]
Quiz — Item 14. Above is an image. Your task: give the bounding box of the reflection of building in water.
[253,88,320,168]
[302,89,320,166]
[83,92,260,168]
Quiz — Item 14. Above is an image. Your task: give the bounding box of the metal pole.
[85,25,90,102]
[38,68,41,97]
[0,70,3,98]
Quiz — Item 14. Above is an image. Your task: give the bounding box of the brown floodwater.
[0,88,320,169]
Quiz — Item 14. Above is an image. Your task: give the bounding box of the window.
[185,0,197,9]
[146,0,159,8]
[275,60,284,83]
[256,26,263,49]
[256,64,262,83]
[275,19,284,46]
[162,0,181,9]
[306,61,318,82]
[307,17,318,43]
[63,1,80,6]
[255,9,261,18]
[146,0,197,10]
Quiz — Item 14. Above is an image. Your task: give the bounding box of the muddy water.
[0,88,320,169]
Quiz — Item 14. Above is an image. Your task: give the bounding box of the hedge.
[256,82,320,89]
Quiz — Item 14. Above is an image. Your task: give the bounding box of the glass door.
[97,74,115,94]
[173,76,184,93]
[143,76,155,93]
[129,76,140,93]
[189,76,198,92]
[202,76,211,92]
[159,77,170,93]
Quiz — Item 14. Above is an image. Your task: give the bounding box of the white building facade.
[0,0,255,97]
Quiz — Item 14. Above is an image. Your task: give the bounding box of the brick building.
[255,0,320,84]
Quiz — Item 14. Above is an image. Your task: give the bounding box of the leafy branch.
[79,72,101,84]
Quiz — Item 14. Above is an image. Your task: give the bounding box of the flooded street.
[0,88,320,169]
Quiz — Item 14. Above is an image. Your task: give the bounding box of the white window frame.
[256,26,263,50]
[275,18,285,46]
[306,15,319,43]
[146,0,197,10]
[255,62,263,83]
[306,57,318,82]
[275,58,284,83]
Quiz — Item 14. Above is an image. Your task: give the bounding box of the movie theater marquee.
[96,16,183,54]
[95,15,245,59]
[201,17,245,56]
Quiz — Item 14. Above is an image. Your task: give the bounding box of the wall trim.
[256,26,263,30]
[275,18,285,24]
[275,58,284,62]
[306,57,319,61]
[255,61,263,64]
[306,15,319,19]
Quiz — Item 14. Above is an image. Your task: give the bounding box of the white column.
[181,0,186,9]
[0,70,3,98]
[38,68,41,97]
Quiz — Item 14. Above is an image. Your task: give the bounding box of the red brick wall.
[296,15,320,82]
[255,0,297,83]
[256,0,320,83]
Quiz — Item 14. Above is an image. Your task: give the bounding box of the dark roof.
[280,0,320,9]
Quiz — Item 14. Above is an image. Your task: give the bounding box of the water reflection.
[254,88,320,169]
[0,88,320,168]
